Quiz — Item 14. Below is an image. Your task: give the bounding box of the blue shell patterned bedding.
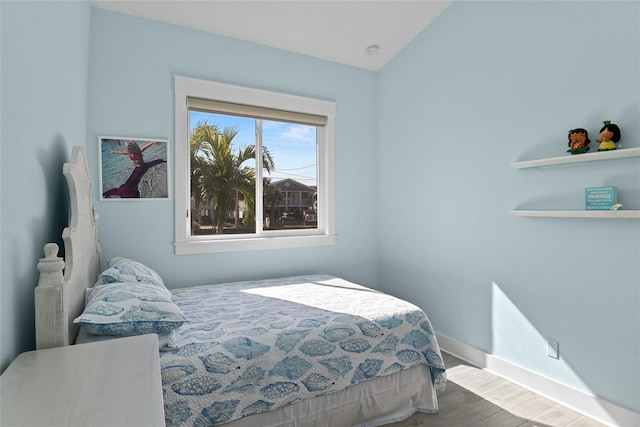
[161,274,446,426]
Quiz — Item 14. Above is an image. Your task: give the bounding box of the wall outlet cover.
[547,338,559,359]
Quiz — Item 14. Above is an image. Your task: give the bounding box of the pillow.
[75,327,179,351]
[85,278,103,305]
[159,330,180,352]
[74,283,186,337]
[101,257,165,290]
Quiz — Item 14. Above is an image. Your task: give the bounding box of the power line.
[276,164,316,171]
[270,170,316,179]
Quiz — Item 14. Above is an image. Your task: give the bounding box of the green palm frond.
[189,121,270,232]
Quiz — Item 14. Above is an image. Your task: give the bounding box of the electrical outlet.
[547,338,559,359]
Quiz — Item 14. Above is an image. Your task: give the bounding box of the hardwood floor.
[390,352,608,427]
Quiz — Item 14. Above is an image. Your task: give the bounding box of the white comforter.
[160,274,446,426]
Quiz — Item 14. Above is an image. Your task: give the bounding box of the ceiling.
[90,1,452,71]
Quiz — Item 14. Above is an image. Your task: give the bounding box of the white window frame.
[174,76,336,255]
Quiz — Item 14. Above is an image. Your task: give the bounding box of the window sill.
[174,234,336,255]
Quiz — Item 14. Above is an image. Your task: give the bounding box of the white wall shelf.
[511,147,640,169]
[510,210,640,218]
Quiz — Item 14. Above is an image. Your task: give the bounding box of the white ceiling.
[90,1,452,71]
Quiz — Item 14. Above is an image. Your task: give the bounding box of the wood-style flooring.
[390,352,608,427]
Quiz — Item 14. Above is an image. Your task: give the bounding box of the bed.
[35,146,447,427]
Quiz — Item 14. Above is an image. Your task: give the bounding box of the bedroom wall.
[377,0,639,415]
[86,9,379,289]
[2,1,637,418]
[0,0,91,371]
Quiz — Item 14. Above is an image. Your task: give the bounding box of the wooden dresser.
[0,334,164,426]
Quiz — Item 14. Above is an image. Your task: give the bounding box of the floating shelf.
[511,147,640,169]
[510,210,640,218]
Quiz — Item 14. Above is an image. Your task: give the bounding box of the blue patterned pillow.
[101,257,166,290]
[74,283,186,336]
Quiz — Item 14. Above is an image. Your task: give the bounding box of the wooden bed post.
[34,147,102,350]
[35,243,67,349]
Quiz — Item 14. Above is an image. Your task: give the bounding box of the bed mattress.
[159,274,446,426]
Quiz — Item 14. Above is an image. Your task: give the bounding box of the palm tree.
[263,178,283,226]
[190,121,220,218]
[190,121,274,234]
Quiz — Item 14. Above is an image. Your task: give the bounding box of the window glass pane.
[189,111,256,236]
[175,77,335,254]
[262,120,318,231]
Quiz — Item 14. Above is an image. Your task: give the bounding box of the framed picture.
[99,136,170,200]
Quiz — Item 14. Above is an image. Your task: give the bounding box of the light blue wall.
[1,0,638,416]
[378,1,639,413]
[0,0,91,371]
[87,9,379,289]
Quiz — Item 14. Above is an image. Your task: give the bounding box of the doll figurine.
[567,128,590,155]
[596,120,621,151]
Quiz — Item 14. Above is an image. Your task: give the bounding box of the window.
[174,76,336,254]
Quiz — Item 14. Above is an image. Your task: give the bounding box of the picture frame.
[99,136,170,200]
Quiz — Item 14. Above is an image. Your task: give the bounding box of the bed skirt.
[221,364,438,427]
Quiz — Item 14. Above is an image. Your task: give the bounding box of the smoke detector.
[365,45,379,56]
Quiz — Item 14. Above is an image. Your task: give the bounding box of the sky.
[190,111,318,186]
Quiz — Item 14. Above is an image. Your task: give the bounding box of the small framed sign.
[99,136,169,200]
[585,186,617,210]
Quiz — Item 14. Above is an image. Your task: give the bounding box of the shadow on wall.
[490,281,636,426]
[37,135,71,255]
[6,136,70,370]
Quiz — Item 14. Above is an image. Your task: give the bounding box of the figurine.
[567,128,590,155]
[596,120,621,151]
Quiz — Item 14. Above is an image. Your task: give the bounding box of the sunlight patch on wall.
[490,282,588,391]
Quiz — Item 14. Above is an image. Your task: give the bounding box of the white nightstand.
[1,334,164,426]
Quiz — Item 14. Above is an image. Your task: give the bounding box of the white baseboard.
[436,333,640,427]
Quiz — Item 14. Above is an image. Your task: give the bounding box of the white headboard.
[35,146,102,349]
